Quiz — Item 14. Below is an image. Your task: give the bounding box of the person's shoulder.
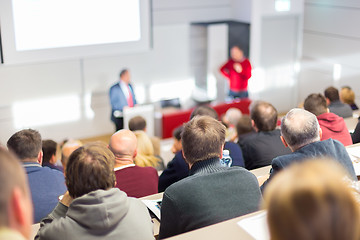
[110,82,120,90]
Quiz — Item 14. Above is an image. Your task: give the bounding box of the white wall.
[299,0,360,104]
[0,0,234,143]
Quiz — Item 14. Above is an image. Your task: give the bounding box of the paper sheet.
[142,198,162,220]
[237,211,269,240]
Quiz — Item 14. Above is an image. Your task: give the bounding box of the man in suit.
[109,69,137,131]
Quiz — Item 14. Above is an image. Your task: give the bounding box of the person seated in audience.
[260,108,356,191]
[35,142,154,240]
[221,107,242,142]
[158,126,187,192]
[109,130,158,198]
[239,101,291,170]
[129,115,162,162]
[60,139,82,171]
[351,121,360,144]
[340,86,359,110]
[0,147,33,240]
[159,116,262,239]
[236,115,255,142]
[324,86,353,118]
[134,130,165,170]
[7,129,66,223]
[304,93,352,146]
[264,159,360,240]
[42,139,63,172]
[158,106,245,192]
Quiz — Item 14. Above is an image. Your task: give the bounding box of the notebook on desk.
[142,199,162,220]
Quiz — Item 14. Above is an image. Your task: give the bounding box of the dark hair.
[119,69,128,78]
[303,93,327,116]
[190,105,218,120]
[66,142,115,199]
[7,129,42,161]
[42,140,57,164]
[250,101,278,131]
[182,116,225,164]
[0,147,28,226]
[236,115,253,136]
[324,86,340,102]
[128,116,146,131]
[173,125,184,141]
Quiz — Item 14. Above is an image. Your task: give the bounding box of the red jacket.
[220,58,252,92]
[317,112,352,146]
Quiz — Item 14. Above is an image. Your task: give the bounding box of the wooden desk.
[166,210,266,240]
[141,193,164,238]
[344,116,359,132]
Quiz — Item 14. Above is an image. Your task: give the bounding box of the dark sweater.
[261,139,356,191]
[329,100,353,118]
[239,129,291,170]
[158,142,245,192]
[159,158,262,239]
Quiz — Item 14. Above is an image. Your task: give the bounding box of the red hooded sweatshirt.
[317,112,352,146]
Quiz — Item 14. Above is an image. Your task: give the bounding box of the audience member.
[239,101,291,170]
[304,93,352,146]
[351,120,360,144]
[159,116,262,239]
[261,108,356,191]
[222,108,242,142]
[236,115,255,142]
[340,86,359,110]
[324,86,353,118]
[158,126,187,192]
[159,106,245,192]
[129,115,163,167]
[264,159,360,240]
[0,147,33,240]
[134,130,164,170]
[42,140,63,172]
[7,129,66,223]
[35,142,154,240]
[60,139,82,171]
[109,130,158,198]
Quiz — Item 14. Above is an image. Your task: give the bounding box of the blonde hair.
[264,159,360,240]
[134,131,159,168]
[340,87,356,105]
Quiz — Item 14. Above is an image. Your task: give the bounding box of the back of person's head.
[224,108,242,127]
[0,147,33,239]
[7,129,42,161]
[61,139,83,170]
[128,116,146,131]
[190,105,218,120]
[340,86,356,105]
[281,108,320,151]
[173,125,184,141]
[324,86,340,102]
[133,131,159,167]
[236,115,253,136]
[182,116,225,165]
[303,93,328,116]
[66,142,115,199]
[42,139,57,165]
[250,101,278,132]
[109,129,137,162]
[264,159,360,240]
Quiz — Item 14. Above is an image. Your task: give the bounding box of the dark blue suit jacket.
[109,82,137,122]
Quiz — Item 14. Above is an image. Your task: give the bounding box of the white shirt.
[119,80,130,100]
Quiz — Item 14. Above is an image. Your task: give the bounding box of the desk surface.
[166,210,265,240]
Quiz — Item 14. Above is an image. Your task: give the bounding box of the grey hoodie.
[35,188,154,240]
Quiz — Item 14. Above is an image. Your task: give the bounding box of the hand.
[60,191,73,207]
[234,63,242,73]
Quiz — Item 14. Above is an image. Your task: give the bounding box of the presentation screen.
[0,0,151,64]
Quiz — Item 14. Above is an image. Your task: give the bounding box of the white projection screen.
[0,0,151,64]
